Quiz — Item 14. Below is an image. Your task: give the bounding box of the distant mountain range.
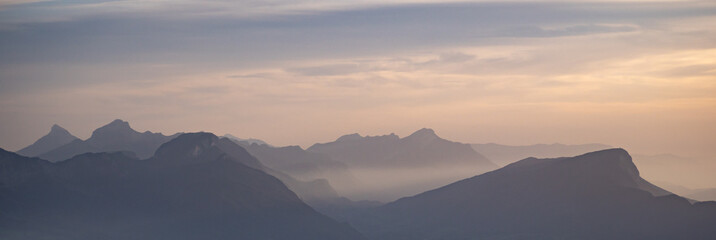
[349,149,716,239]
[471,142,612,166]
[656,182,716,202]
[307,128,497,202]
[5,122,716,239]
[31,119,179,161]
[0,133,364,240]
[310,128,496,169]
[631,153,716,196]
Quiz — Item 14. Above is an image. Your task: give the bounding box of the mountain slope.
[236,141,357,193]
[471,142,612,166]
[0,133,364,240]
[38,119,178,161]
[351,149,716,240]
[17,124,79,157]
[213,137,341,202]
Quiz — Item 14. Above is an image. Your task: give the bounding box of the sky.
[1,0,715,159]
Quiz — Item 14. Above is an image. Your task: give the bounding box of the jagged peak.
[336,133,363,142]
[47,124,74,136]
[404,128,439,140]
[153,132,219,159]
[108,119,130,127]
[91,119,136,137]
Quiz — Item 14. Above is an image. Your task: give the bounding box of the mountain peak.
[153,132,220,161]
[336,133,363,142]
[572,148,634,171]
[47,124,73,136]
[50,124,66,132]
[405,128,439,140]
[505,148,671,196]
[17,124,79,157]
[90,119,136,138]
[107,119,131,128]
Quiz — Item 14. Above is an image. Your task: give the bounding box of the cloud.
[1,0,716,159]
[287,63,372,76]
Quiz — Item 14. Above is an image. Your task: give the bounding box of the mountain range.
[16,120,344,204]
[308,128,498,201]
[0,133,364,240]
[310,128,496,169]
[32,120,179,161]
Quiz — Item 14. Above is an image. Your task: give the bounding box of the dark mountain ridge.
[0,133,364,240]
[351,148,716,240]
[19,120,343,203]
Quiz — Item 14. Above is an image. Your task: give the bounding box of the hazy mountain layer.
[0,133,364,240]
[17,124,79,157]
[632,153,716,194]
[308,128,497,201]
[213,137,341,202]
[235,141,357,194]
[351,149,716,240]
[310,128,495,169]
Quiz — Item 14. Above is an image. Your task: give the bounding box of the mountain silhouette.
[17,124,79,157]
[37,119,179,161]
[471,142,612,166]
[23,120,341,204]
[307,128,497,201]
[309,128,496,169]
[351,149,716,240]
[0,133,364,240]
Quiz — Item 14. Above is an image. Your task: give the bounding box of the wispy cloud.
[1,0,716,158]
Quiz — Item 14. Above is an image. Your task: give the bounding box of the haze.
[1,0,715,160]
